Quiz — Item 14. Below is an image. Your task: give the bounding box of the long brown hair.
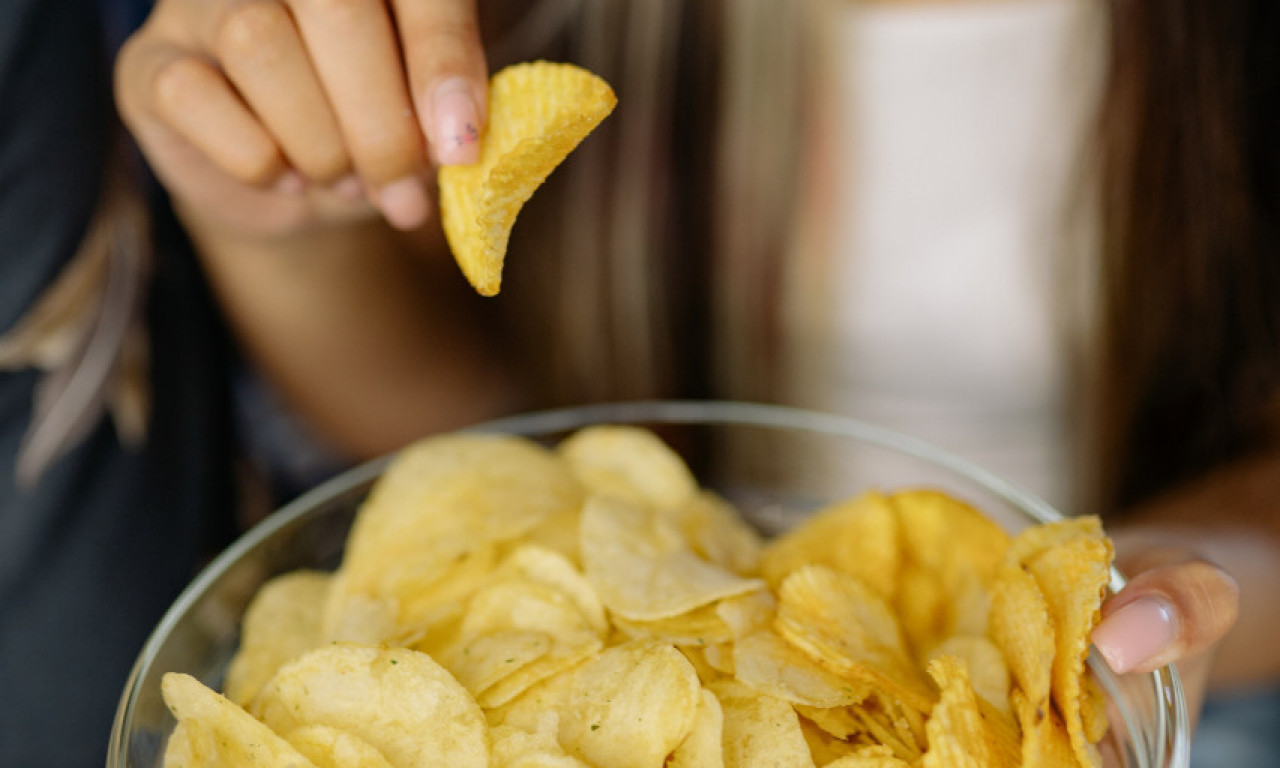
[1096,0,1280,511]
[491,0,1280,515]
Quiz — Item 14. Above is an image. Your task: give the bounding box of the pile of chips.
[162,426,1115,768]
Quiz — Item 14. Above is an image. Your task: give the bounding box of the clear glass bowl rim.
[108,399,1191,767]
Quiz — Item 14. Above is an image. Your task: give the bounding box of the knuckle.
[215,1,293,60]
[152,56,212,114]
[289,0,375,23]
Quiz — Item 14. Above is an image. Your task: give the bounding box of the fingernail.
[1092,598,1177,674]
[376,176,429,230]
[431,78,481,166]
[273,170,305,195]
[331,174,364,201]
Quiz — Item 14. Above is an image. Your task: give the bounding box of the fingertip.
[428,77,483,166]
[1092,597,1178,675]
[376,175,431,230]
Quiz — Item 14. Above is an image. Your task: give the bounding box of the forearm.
[1112,445,1280,689]
[184,210,517,460]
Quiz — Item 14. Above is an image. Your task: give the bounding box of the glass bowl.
[108,400,1189,767]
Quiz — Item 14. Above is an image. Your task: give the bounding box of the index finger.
[389,0,488,166]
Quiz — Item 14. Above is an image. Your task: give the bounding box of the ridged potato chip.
[223,570,330,708]
[733,630,870,708]
[667,688,726,768]
[710,679,814,768]
[325,434,582,643]
[253,645,488,768]
[921,656,1017,768]
[161,673,318,768]
[285,724,394,768]
[760,492,901,600]
[580,495,764,621]
[1022,524,1112,768]
[495,640,701,768]
[774,565,935,713]
[439,61,617,295]
[558,425,699,512]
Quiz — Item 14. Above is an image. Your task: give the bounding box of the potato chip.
[285,725,394,768]
[494,640,701,768]
[439,61,616,295]
[924,636,1010,716]
[558,425,699,512]
[497,545,608,635]
[709,679,815,768]
[435,563,606,707]
[678,491,764,576]
[823,745,913,768]
[774,565,935,713]
[223,570,330,708]
[1011,688,1077,768]
[668,688,726,768]
[612,602,735,646]
[581,495,764,621]
[325,434,581,642]
[490,721,594,768]
[798,716,859,765]
[733,630,870,708]
[989,563,1055,705]
[891,490,1009,651]
[161,673,318,767]
[920,657,1006,768]
[760,492,900,600]
[253,645,488,768]
[1022,526,1112,768]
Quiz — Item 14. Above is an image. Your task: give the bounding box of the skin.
[113,0,1264,720]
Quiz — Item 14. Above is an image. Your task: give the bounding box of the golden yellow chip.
[253,645,489,768]
[1011,688,1078,768]
[439,61,617,295]
[920,656,1009,768]
[774,565,935,713]
[760,491,901,600]
[924,636,1010,717]
[580,495,764,621]
[558,425,699,512]
[823,745,913,767]
[161,673,319,767]
[733,630,869,708]
[708,679,813,768]
[285,725,395,768]
[667,688,725,768]
[489,719,594,768]
[989,563,1055,706]
[1023,527,1112,768]
[223,570,330,708]
[494,639,701,768]
[324,434,582,643]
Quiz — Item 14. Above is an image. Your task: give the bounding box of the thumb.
[1091,556,1239,676]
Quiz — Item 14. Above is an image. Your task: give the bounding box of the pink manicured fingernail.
[431,78,481,165]
[376,176,429,230]
[1092,598,1177,674]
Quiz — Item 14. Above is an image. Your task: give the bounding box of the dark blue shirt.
[0,1,236,764]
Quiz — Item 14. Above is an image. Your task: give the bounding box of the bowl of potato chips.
[108,400,1189,768]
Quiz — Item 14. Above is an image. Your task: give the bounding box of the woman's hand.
[1091,528,1243,720]
[115,0,489,238]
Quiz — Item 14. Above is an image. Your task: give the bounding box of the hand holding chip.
[116,0,489,236]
